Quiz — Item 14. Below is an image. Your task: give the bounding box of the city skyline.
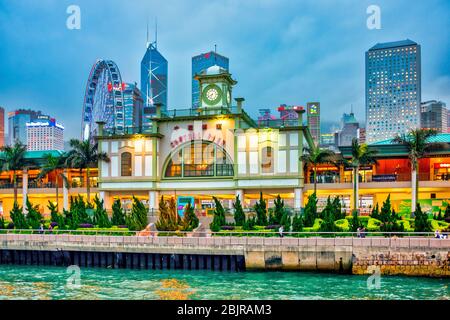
[0,0,449,140]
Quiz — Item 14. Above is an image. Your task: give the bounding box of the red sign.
[434,163,450,169]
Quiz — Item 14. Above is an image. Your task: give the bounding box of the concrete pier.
[0,234,449,277]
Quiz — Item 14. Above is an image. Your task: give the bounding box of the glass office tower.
[122,83,144,131]
[366,39,421,144]
[141,41,168,128]
[192,51,229,108]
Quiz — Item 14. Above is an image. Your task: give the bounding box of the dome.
[204,65,227,75]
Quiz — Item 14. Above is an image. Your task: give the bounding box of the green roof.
[370,133,450,146]
[23,150,65,159]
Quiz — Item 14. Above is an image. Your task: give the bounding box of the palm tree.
[0,142,28,204]
[301,146,336,193]
[37,153,68,212]
[65,139,110,203]
[346,138,378,212]
[393,129,439,214]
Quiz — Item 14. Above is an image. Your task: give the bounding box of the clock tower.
[194,65,237,113]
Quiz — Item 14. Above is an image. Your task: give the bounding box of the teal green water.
[0,265,448,300]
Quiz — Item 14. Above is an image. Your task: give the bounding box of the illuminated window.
[165,141,234,178]
[121,152,132,176]
[261,146,274,174]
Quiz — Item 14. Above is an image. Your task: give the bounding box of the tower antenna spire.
[146,18,150,48]
[155,17,158,49]
[214,44,217,64]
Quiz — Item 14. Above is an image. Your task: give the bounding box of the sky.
[0,0,449,140]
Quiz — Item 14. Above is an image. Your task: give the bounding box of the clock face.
[202,84,222,105]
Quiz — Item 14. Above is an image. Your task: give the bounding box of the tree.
[70,195,91,224]
[254,192,268,226]
[0,142,28,204]
[37,153,68,212]
[414,203,432,232]
[25,199,43,229]
[350,209,362,232]
[292,214,304,232]
[47,200,65,229]
[345,138,378,213]
[10,202,28,229]
[301,147,336,193]
[156,196,179,231]
[210,197,226,232]
[65,139,110,203]
[181,203,199,231]
[233,195,246,226]
[320,199,336,232]
[93,195,111,228]
[393,129,440,214]
[370,203,380,220]
[111,199,126,226]
[126,196,148,231]
[273,195,286,225]
[332,196,345,220]
[303,193,318,227]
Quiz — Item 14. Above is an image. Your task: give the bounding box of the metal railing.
[0,229,444,238]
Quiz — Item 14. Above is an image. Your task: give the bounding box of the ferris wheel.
[81,59,125,141]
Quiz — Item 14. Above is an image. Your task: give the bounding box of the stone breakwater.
[0,234,448,277]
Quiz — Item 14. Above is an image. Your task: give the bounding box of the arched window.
[165,141,234,178]
[121,152,132,176]
[261,146,274,173]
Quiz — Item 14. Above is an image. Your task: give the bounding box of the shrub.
[414,203,432,232]
[221,225,235,231]
[47,201,59,224]
[210,197,226,232]
[431,220,449,231]
[10,202,28,229]
[370,203,380,220]
[63,208,78,230]
[111,199,126,226]
[126,196,148,231]
[292,214,303,232]
[254,192,268,226]
[233,195,245,226]
[335,218,350,232]
[181,202,199,231]
[243,216,256,231]
[26,199,43,229]
[156,196,180,231]
[0,215,5,229]
[78,223,94,228]
[320,200,336,232]
[93,195,111,228]
[272,195,285,225]
[349,210,362,232]
[280,211,291,232]
[70,195,92,224]
[367,218,382,232]
[303,193,318,227]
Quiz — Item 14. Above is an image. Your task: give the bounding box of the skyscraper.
[192,51,229,108]
[123,83,144,130]
[0,107,4,147]
[141,39,168,124]
[307,102,320,146]
[366,39,421,144]
[421,100,448,133]
[338,111,359,147]
[26,115,64,151]
[8,109,42,145]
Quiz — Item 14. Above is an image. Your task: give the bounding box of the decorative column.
[99,191,112,211]
[63,169,69,210]
[149,191,159,210]
[294,188,303,210]
[22,168,28,213]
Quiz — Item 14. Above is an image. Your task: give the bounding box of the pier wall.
[0,234,448,277]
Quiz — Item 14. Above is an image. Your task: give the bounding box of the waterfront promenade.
[0,233,449,277]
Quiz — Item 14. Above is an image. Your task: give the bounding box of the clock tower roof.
[203,64,227,75]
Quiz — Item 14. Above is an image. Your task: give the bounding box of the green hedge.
[431,220,449,231]
[334,219,350,232]
[367,218,382,231]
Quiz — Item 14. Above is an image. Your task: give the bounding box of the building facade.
[141,41,168,122]
[0,107,4,147]
[307,102,320,146]
[122,83,144,131]
[26,115,64,151]
[421,100,448,133]
[97,67,314,213]
[338,112,359,146]
[192,51,229,109]
[366,39,421,144]
[8,109,42,145]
